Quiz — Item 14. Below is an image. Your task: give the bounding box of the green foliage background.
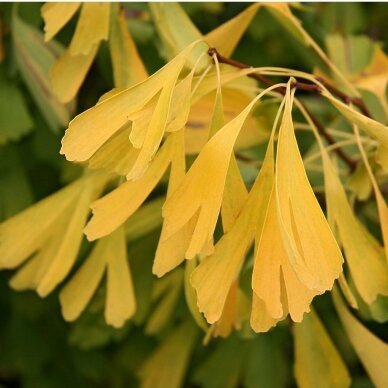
[0,3,387,387]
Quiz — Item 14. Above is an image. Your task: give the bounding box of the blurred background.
[0,3,387,387]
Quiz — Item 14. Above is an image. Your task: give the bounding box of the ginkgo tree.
[0,2,387,387]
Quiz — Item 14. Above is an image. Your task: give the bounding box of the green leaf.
[11,6,71,131]
[0,67,33,144]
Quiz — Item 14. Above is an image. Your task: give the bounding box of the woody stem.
[208,47,358,171]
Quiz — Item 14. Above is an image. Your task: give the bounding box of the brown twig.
[208,47,358,171]
[315,77,372,118]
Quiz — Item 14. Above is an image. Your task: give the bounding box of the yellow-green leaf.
[105,226,136,328]
[333,287,388,388]
[294,309,351,388]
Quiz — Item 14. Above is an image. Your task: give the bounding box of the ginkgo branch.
[208,47,357,171]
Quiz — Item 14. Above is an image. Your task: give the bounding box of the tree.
[0,3,387,387]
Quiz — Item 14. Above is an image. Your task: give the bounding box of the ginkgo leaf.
[333,287,388,388]
[0,71,33,144]
[59,238,107,321]
[125,197,164,241]
[145,268,183,335]
[375,145,388,172]
[204,3,260,57]
[165,67,197,133]
[253,189,319,323]
[85,134,175,240]
[210,281,240,338]
[61,40,205,164]
[12,11,71,131]
[322,152,388,303]
[347,162,372,201]
[50,45,98,103]
[36,182,95,297]
[294,309,351,388]
[109,4,148,88]
[184,259,209,332]
[354,46,388,117]
[323,92,388,148]
[87,123,140,176]
[105,226,136,328]
[250,293,279,333]
[138,320,198,388]
[163,97,257,261]
[275,83,343,292]
[69,3,110,56]
[41,2,81,42]
[353,125,388,265]
[153,130,198,277]
[7,172,108,296]
[149,3,209,71]
[221,156,248,233]
[0,179,82,269]
[191,129,275,323]
[185,88,267,154]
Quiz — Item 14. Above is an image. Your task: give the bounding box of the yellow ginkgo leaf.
[294,308,351,388]
[153,130,198,277]
[165,66,198,133]
[129,95,158,149]
[69,3,110,56]
[250,293,278,333]
[347,162,372,201]
[275,83,343,292]
[191,129,274,324]
[162,97,257,261]
[0,179,82,269]
[333,287,388,388]
[354,46,388,117]
[88,123,140,176]
[353,125,388,265]
[41,2,81,42]
[149,3,209,72]
[322,152,388,304]
[50,45,98,103]
[210,281,240,338]
[204,3,260,57]
[36,181,95,297]
[375,145,388,172]
[7,172,109,296]
[105,226,136,328]
[59,238,107,321]
[61,40,205,164]
[184,259,209,332]
[253,189,319,323]
[85,133,175,241]
[323,92,388,148]
[185,88,267,155]
[138,320,198,388]
[109,4,148,88]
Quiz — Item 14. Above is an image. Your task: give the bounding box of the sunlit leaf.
[276,84,343,291]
